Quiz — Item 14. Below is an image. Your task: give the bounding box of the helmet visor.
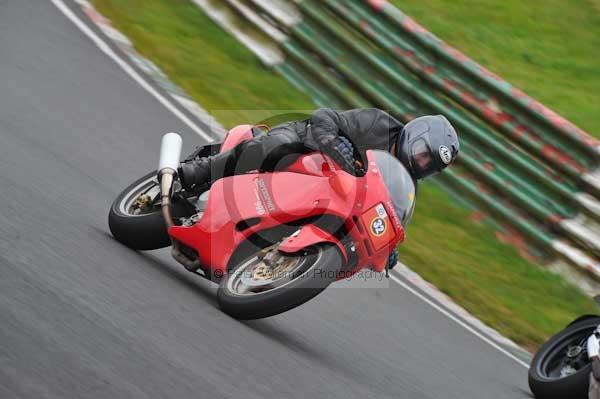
[410,138,437,178]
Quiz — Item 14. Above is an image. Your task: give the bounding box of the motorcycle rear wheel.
[217,243,343,320]
[529,317,600,398]
[108,171,193,250]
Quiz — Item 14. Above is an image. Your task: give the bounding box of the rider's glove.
[319,136,358,175]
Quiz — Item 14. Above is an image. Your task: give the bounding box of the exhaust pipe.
[157,132,182,229]
[156,133,201,273]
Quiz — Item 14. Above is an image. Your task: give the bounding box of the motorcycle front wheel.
[217,243,343,320]
[529,316,600,399]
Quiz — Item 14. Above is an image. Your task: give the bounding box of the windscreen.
[372,150,416,227]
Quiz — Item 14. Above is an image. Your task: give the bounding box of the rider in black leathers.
[178,108,459,270]
[178,108,460,188]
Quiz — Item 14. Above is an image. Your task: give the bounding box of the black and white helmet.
[396,115,459,180]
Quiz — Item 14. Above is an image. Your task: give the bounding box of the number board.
[359,203,396,251]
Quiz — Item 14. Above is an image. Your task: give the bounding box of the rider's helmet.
[396,115,459,180]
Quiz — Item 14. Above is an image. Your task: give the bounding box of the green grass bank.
[391,0,600,138]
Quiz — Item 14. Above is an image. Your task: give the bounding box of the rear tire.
[529,317,600,398]
[108,172,192,250]
[217,244,343,320]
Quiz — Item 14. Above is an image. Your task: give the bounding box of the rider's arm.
[310,108,343,146]
[349,108,404,153]
[313,108,404,154]
[310,108,357,174]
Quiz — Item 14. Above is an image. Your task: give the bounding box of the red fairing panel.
[278,224,348,262]
[169,170,356,274]
[220,124,254,152]
[284,153,329,176]
[169,150,406,277]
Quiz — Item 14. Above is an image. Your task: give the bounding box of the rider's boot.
[178,157,211,190]
[178,152,231,191]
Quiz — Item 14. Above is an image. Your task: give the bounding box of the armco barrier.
[200,0,600,290]
[327,1,597,180]
[363,0,600,158]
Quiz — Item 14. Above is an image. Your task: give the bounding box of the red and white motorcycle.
[109,125,415,319]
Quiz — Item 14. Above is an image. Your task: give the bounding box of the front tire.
[217,244,343,320]
[529,317,600,398]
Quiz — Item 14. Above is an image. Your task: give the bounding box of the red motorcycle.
[109,125,415,319]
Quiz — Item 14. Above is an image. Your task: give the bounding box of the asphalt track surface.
[0,1,533,398]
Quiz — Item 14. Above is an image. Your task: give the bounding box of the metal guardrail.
[203,0,600,289]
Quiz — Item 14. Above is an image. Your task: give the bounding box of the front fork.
[588,326,600,359]
[587,296,600,360]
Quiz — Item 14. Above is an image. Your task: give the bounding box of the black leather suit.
[190,108,404,183]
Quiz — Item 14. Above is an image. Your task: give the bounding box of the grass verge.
[91,0,314,127]
[92,0,597,349]
[391,0,600,138]
[401,183,596,351]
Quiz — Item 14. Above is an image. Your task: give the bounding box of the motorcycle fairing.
[168,170,354,275]
[168,150,406,276]
[277,224,348,262]
[220,124,254,152]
